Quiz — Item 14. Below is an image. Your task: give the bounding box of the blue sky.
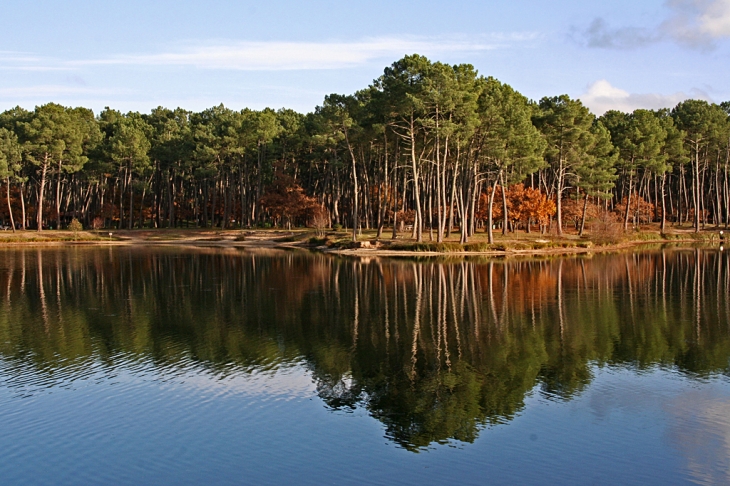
[1,0,728,115]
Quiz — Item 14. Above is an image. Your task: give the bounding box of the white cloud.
[577,0,730,50]
[579,79,711,114]
[700,0,730,35]
[662,0,730,47]
[70,35,529,71]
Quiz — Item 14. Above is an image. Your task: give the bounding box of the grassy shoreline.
[0,225,725,257]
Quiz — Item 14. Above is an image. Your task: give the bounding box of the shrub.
[591,210,624,245]
[309,209,330,237]
[68,218,83,240]
[309,236,328,246]
[68,219,83,231]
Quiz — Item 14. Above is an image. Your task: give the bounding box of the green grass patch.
[389,241,464,252]
[635,231,663,241]
[463,242,507,252]
[273,233,308,243]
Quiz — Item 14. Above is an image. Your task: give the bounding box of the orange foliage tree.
[260,172,319,229]
[478,184,555,234]
[518,185,556,233]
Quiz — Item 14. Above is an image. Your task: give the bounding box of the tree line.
[1,54,729,241]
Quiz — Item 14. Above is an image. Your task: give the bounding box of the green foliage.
[390,241,464,252]
[463,242,507,252]
[575,122,618,199]
[479,77,547,183]
[0,127,22,181]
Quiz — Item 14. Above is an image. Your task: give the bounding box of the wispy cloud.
[70,35,533,71]
[0,51,44,63]
[0,85,134,99]
[575,0,730,50]
[0,35,535,73]
[0,51,71,71]
[579,79,711,114]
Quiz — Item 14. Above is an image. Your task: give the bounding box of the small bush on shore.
[308,236,329,246]
[68,219,83,233]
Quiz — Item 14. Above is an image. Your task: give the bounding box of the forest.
[0,54,729,243]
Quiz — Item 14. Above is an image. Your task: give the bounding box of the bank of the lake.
[0,225,724,258]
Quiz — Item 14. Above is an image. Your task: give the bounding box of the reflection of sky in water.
[504,367,730,485]
[666,391,730,485]
[175,363,317,399]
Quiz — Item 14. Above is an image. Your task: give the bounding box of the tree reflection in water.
[0,247,729,451]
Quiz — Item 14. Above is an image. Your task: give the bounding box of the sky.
[1,0,728,116]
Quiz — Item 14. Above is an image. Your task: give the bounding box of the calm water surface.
[1,247,729,485]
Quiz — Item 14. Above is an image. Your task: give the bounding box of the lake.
[1,246,729,485]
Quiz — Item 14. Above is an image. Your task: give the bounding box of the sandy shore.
[1,227,723,258]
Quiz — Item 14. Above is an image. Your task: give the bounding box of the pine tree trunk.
[661,174,667,233]
[37,156,49,232]
[624,173,633,231]
[6,178,15,233]
[410,123,423,243]
[56,158,63,230]
[579,192,589,236]
[694,140,700,232]
[487,177,499,244]
[128,163,134,230]
[21,181,26,230]
[500,172,509,235]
